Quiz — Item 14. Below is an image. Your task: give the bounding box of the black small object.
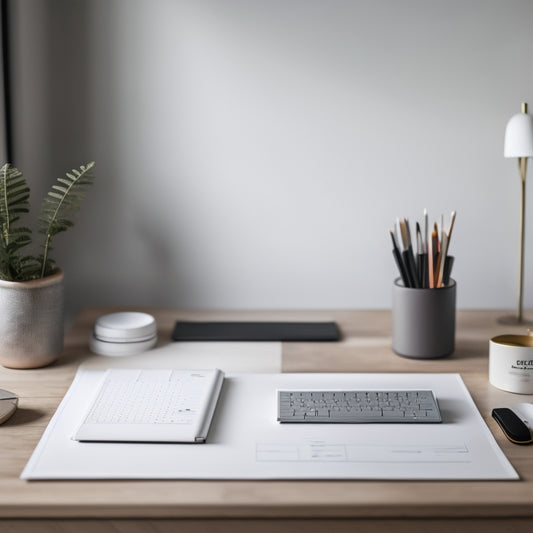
[401,250,417,288]
[172,321,340,342]
[392,248,410,287]
[492,408,533,444]
[443,256,454,286]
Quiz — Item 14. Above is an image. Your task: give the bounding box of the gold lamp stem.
[516,101,529,322]
[517,156,527,322]
[500,102,532,325]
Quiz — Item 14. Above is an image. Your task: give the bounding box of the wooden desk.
[1,308,533,532]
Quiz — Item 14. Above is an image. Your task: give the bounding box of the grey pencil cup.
[392,278,456,359]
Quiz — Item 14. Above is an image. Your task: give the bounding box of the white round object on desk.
[94,312,157,342]
[489,335,533,394]
[89,333,158,356]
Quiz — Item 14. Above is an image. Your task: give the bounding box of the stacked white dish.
[89,312,158,356]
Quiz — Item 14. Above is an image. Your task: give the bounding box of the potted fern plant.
[0,162,95,368]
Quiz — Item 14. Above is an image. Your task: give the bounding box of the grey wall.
[8,0,533,316]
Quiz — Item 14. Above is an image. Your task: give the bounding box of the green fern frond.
[20,254,55,280]
[38,162,95,278]
[0,164,30,243]
[0,164,32,280]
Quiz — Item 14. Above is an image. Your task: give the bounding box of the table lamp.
[500,103,533,324]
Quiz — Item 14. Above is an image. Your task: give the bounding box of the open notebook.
[74,368,224,443]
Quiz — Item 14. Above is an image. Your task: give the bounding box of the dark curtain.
[0,0,11,163]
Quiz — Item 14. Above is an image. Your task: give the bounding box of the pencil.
[434,222,439,253]
[448,211,457,240]
[437,211,456,287]
[436,233,448,288]
[390,229,410,287]
[432,222,440,287]
[399,221,415,288]
[423,209,429,287]
[416,223,425,288]
[429,226,438,288]
[428,231,433,288]
[401,218,420,288]
[424,208,428,253]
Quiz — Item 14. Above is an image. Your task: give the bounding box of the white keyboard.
[277,389,442,423]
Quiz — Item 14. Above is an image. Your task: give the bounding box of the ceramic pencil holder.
[392,278,456,359]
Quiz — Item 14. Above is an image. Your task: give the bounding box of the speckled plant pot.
[0,270,64,369]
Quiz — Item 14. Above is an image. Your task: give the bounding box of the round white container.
[90,312,157,356]
[94,312,156,341]
[489,335,533,394]
[89,334,157,356]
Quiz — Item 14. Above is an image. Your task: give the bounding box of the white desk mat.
[21,372,518,480]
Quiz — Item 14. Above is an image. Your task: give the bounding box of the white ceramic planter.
[0,270,64,369]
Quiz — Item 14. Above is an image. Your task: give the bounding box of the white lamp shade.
[504,112,533,158]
